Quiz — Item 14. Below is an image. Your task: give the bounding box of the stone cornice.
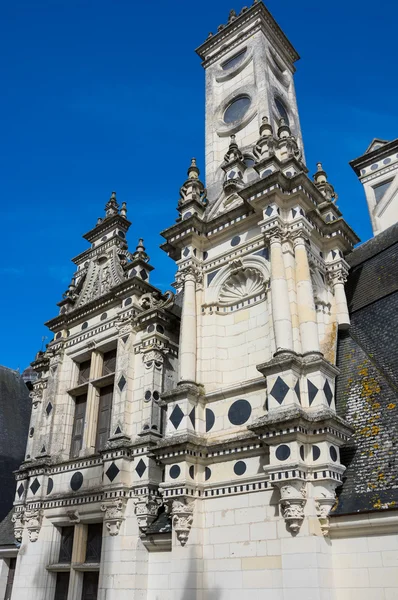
[349,138,398,175]
[82,214,132,243]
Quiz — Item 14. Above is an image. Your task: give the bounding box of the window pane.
[85,524,103,563]
[373,179,392,203]
[54,572,70,600]
[222,48,246,70]
[58,526,74,563]
[70,395,87,459]
[82,572,99,600]
[95,386,113,452]
[275,97,289,125]
[102,349,117,376]
[224,97,251,124]
[78,360,91,385]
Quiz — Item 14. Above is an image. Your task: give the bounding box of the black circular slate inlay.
[312,445,321,461]
[170,465,181,479]
[81,322,88,330]
[189,465,195,479]
[118,230,125,238]
[231,235,241,247]
[275,445,291,461]
[144,390,152,401]
[55,332,62,340]
[183,211,192,220]
[47,478,54,495]
[203,251,208,260]
[300,445,305,461]
[228,399,252,426]
[153,391,160,401]
[100,312,107,321]
[124,297,132,306]
[206,408,215,432]
[234,461,247,476]
[205,467,211,481]
[147,324,155,333]
[156,324,164,334]
[70,472,83,491]
[29,427,34,437]
[330,446,338,462]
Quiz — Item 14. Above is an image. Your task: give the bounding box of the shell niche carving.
[219,267,265,305]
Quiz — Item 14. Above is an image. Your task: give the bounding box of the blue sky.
[1,0,397,370]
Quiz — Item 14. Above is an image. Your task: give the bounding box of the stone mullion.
[66,524,87,600]
[110,327,135,440]
[53,354,76,460]
[268,232,294,353]
[82,351,102,455]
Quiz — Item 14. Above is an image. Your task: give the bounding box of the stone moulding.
[170,498,195,546]
[12,509,25,543]
[275,481,306,534]
[25,508,43,542]
[101,498,126,536]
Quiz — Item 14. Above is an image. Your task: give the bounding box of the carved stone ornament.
[314,482,340,536]
[175,266,202,288]
[25,508,43,543]
[114,314,134,336]
[276,482,306,534]
[134,494,163,532]
[66,509,80,524]
[101,498,126,536]
[171,498,195,547]
[219,267,266,305]
[327,268,348,287]
[12,509,25,542]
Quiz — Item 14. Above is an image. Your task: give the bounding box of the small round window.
[275,97,290,125]
[224,96,251,124]
[244,156,255,167]
[222,48,247,71]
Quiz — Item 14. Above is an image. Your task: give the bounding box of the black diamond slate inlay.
[122,335,129,344]
[265,205,273,216]
[308,380,319,405]
[114,425,121,435]
[189,407,195,429]
[140,269,148,280]
[294,380,301,404]
[118,375,126,392]
[169,404,184,429]
[205,408,215,432]
[17,483,24,498]
[323,380,333,406]
[106,462,120,482]
[292,208,297,218]
[30,478,40,495]
[270,376,289,404]
[46,402,53,416]
[41,445,46,453]
[183,247,190,257]
[135,459,146,478]
[70,472,83,491]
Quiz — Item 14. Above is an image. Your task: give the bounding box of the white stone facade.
[3,2,398,600]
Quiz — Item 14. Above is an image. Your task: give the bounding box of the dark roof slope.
[334,223,398,515]
[0,509,17,547]
[0,366,31,523]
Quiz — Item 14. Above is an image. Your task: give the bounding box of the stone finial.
[187,158,200,180]
[313,162,337,202]
[120,201,127,218]
[228,9,237,23]
[277,117,291,139]
[105,191,120,218]
[314,162,327,184]
[224,135,243,163]
[132,238,149,263]
[259,116,273,138]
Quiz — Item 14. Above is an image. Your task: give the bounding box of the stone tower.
[350,137,398,235]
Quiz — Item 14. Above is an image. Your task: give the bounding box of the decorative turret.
[313,162,337,203]
[178,158,207,221]
[105,191,120,218]
[221,135,246,193]
[126,238,154,282]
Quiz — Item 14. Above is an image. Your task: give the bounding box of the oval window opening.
[275,97,290,125]
[224,96,251,124]
[222,48,247,71]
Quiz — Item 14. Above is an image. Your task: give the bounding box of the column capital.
[175,265,202,286]
[327,261,349,286]
[288,218,313,246]
[263,224,286,244]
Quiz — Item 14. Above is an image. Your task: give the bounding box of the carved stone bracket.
[101,498,126,536]
[276,481,306,534]
[25,508,43,542]
[12,509,25,542]
[314,481,340,536]
[134,494,163,532]
[66,509,80,524]
[170,498,195,547]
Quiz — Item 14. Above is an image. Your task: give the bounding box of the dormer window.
[373,179,393,203]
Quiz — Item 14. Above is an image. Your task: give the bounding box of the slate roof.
[333,223,398,515]
[0,509,17,548]
[0,366,31,524]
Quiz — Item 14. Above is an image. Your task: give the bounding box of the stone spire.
[313,162,337,202]
[221,135,246,193]
[105,191,120,218]
[178,158,207,221]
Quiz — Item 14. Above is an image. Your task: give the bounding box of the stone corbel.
[66,509,80,524]
[101,498,126,536]
[12,509,25,542]
[170,498,195,547]
[276,481,306,534]
[314,482,340,536]
[134,494,163,532]
[25,508,43,542]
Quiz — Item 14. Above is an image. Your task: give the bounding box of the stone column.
[268,231,293,353]
[293,235,320,354]
[83,349,103,454]
[330,271,350,329]
[179,268,199,383]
